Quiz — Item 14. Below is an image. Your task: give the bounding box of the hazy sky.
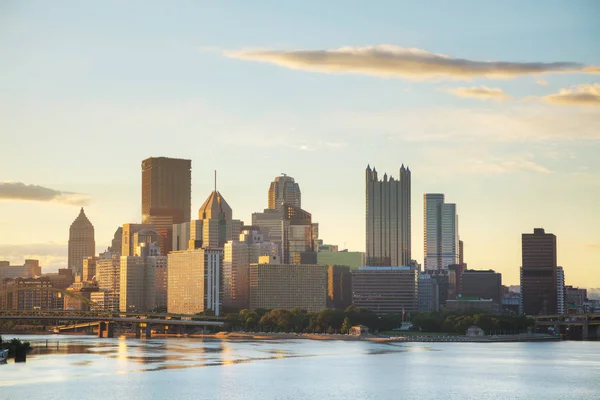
[1,1,599,287]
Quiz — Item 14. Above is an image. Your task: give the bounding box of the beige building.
[168,248,222,315]
[120,240,167,313]
[82,256,98,281]
[268,174,301,211]
[223,230,278,311]
[121,223,155,256]
[0,259,41,280]
[249,260,328,312]
[96,253,120,311]
[68,208,95,277]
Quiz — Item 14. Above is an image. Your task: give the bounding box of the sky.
[1,1,599,287]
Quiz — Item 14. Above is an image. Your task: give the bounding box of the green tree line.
[411,312,533,334]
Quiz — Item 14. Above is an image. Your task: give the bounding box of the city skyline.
[1,1,599,287]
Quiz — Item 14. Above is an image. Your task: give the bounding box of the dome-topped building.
[68,207,95,278]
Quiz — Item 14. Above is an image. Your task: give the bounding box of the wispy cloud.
[536,79,549,86]
[444,85,511,101]
[0,182,91,205]
[226,45,600,80]
[538,83,600,107]
[463,159,552,174]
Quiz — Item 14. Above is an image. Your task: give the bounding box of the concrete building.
[424,194,459,270]
[327,265,353,310]
[82,256,98,282]
[0,277,61,311]
[447,264,465,300]
[418,273,440,312]
[68,208,95,278]
[566,285,587,314]
[268,174,301,211]
[65,279,99,311]
[121,223,154,256]
[108,227,123,256]
[520,228,558,315]
[365,165,411,266]
[0,259,41,280]
[120,239,167,313]
[444,298,501,315]
[317,249,365,271]
[352,266,418,315]
[249,259,328,312]
[96,253,121,311]
[461,269,502,303]
[168,248,223,315]
[425,270,450,306]
[223,230,278,311]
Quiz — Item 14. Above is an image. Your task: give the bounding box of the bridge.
[0,310,225,338]
[532,314,600,340]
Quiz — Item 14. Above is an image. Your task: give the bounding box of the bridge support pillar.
[582,318,588,340]
[106,322,114,338]
[145,324,152,339]
[135,324,141,339]
[98,321,106,338]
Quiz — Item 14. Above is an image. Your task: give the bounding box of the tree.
[341,317,351,334]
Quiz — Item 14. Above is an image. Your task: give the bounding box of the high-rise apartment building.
[168,248,223,315]
[520,228,558,315]
[96,253,121,311]
[68,208,95,278]
[223,230,278,311]
[365,165,411,266]
[268,174,301,211]
[557,266,566,315]
[352,266,418,315]
[424,194,459,270]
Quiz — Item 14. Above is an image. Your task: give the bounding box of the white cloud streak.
[539,83,600,107]
[226,45,600,80]
[445,85,511,101]
[0,182,91,205]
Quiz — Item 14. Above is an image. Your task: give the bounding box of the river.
[1,335,599,399]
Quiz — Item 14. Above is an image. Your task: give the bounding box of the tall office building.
[365,165,411,266]
[252,204,315,264]
[461,269,502,303]
[520,228,558,315]
[141,157,191,253]
[557,266,566,315]
[96,253,121,311]
[424,194,459,270]
[268,174,301,211]
[68,208,95,278]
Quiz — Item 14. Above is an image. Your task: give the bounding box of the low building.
[349,325,369,336]
[0,259,41,280]
[352,266,418,315]
[317,250,365,271]
[566,286,587,314]
[249,258,327,312]
[444,298,501,315]
[0,277,61,310]
[466,326,485,336]
[461,269,502,303]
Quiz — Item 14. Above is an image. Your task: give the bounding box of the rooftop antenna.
[214,170,217,192]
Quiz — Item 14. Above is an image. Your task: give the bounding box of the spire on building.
[198,190,233,221]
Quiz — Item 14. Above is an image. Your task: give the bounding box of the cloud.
[0,182,91,205]
[538,83,600,107]
[536,79,549,86]
[445,85,511,101]
[463,159,552,174]
[226,45,600,80]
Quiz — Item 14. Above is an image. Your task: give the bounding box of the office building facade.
[424,194,459,270]
[68,208,95,278]
[352,266,418,315]
[461,269,502,303]
[365,165,411,266]
[268,174,301,211]
[520,228,558,315]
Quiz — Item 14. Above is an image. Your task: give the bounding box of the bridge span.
[532,314,600,340]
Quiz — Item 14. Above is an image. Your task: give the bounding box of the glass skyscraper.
[424,194,459,270]
[365,165,411,267]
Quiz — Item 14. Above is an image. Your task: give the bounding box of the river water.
[1,335,598,399]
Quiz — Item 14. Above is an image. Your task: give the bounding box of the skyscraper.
[365,165,411,266]
[520,228,558,315]
[68,208,95,278]
[268,174,301,211]
[141,157,192,253]
[424,194,459,270]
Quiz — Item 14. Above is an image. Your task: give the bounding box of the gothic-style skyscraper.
[268,174,301,211]
[68,207,95,278]
[365,165,411,266]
